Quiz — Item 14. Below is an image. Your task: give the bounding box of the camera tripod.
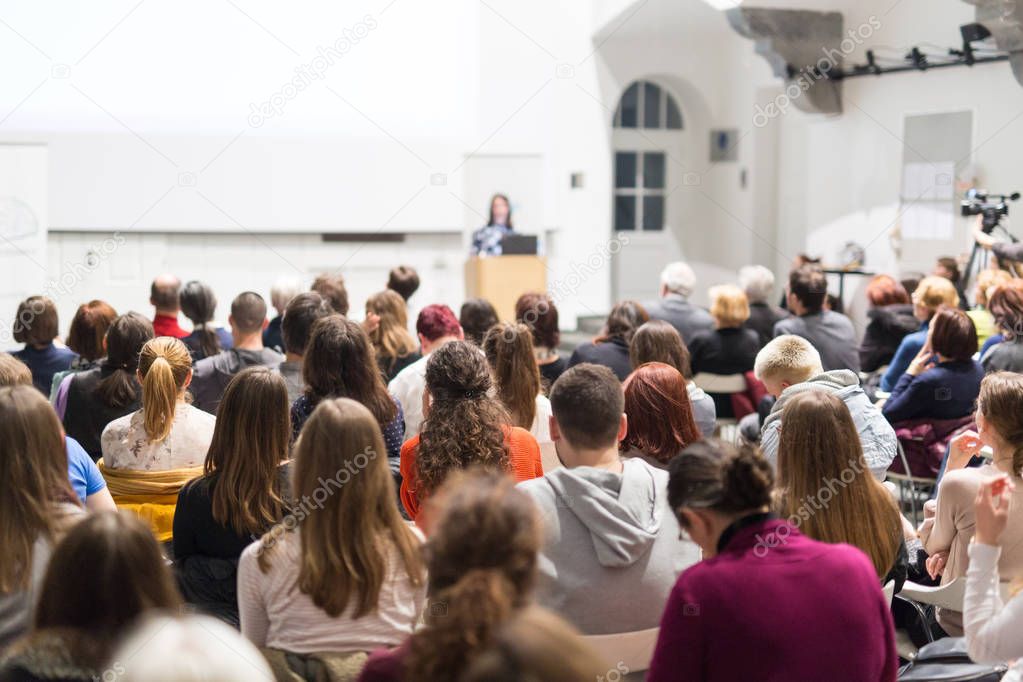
[961,220,1020,296]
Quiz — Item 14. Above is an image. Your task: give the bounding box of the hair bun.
[720,445,773,511]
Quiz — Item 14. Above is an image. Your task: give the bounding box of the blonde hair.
[709,284,750,328]
[976,269,1013,308]
[913,275,959,313]
[366,289,417,367]
[138,337,192,443]
[754,334,822,384]
[977,372,1023,478]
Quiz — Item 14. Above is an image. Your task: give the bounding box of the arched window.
[613,80,683,130]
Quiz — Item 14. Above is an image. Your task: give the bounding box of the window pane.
[666,96,683,129]
[642,195,664,231]
[618,83,639,128]
[643,152,665,189]
[643,82,661,129]
[615,152,637,189]
[615,195,636,231]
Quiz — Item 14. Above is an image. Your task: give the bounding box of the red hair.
[866,275,910,307]
[621,362,702,465]
[416,304,462,342]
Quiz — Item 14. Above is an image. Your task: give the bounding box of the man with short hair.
[644,262,714,344]
[310,273,349,316]
[387,304,463,436]
[387,265,420,302]
[518,364,699,635]
[773,265,860,372]
[753,334,896,480]
[274,292,332,403]
[150,274,188,338]
[190,292,283,414]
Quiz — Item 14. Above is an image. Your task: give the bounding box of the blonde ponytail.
[138,337,192,443]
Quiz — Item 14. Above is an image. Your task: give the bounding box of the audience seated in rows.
[514,292,565,392]
[859,274,918,374]
[689,284,760,418]
[752,335,896,479]
[399,341,542,522]
[274,291,332,403]
[459,297,499,347]
[981,279,1023,373]
[647,440,897,681]
[774,265,860,373]
[567,300,648,380]
[179,280,232,362]
[621,362,702,468]
[629,319,717,436]
[263,276,303,354]
[880,275,959,391]
[49,299,117,400]
[643,261,714,344]
[366,290,421,382]
[9,296,77,395]
[483,322,552,444]
[739,264,788,348]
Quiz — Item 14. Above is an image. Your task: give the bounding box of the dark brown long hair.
[66,300,117,361]
[629,320,693,379]
[408,470,540,680]
[203,367,290,536]
[621,363,702,464]
[415,342,510,500]
[302,315,396,426]
[596,300,649,345]
[179,281,221,358]
[483,323,541,430]
[259,398,424,617]
[94,312,154,409]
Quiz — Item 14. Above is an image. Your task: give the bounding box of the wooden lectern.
[464,256,547,322]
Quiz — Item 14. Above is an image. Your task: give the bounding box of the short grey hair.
[738,265,775,304]
[270,276,304,313]
[660,262,696,298]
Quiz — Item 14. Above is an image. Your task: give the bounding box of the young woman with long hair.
[398,341,542,522]
[180,280,232,361]
[776,391,905,585]
[0,386,82,650]
[365,289,420,382]
[621,362,702,468]
[291,315,404,468]
[514,292,565,393]
[62,312,154,459]
[173,367,292,625]
[0,512,182,681]
[100,336,215,471]
[483,322,552,443]
[568,300,650,380]
[358,470,542,682]
[49,299,118,401]
[238,398,425,653]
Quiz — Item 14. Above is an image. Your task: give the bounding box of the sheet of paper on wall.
[901,203,954,241]
[902,162,956,201]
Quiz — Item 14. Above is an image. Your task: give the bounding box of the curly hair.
[415,342,510,498]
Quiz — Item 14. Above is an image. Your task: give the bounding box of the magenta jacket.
[647,516,897,682]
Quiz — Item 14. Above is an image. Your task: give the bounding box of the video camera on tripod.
[961,189,1021,233]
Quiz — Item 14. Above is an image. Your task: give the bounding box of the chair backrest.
[693,372,746,394]
[882,580,895,606]
[539,441,560,473]
[900,578,1013,611]
[581,627,660,674]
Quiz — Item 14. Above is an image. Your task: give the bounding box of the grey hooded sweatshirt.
[518,458,700,635]
[760,369,897,480]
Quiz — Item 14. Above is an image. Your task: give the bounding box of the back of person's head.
[668,439,773,522]
[149,274,181,311]
[229,291,266,336]
[660,262,696,298]
[205,368,290,536]
[311,273,349,316]
[410,470,540,681]
[738,265,775,305]
[936,256,961,283]
[269,276,304,314]
[138,337,192,443]
[302,314,396,425]
[179,280,221,357]
[95,312,155,409]
[977,372,1023,478]
[629,319,693,378]
[598,300,649,344]
[66,300,117,361]
[775,392,900,577]
[753,334,823,386]
[260,398,423,617]
[988,279,1023,340]
[387,265,420,301]
[112,614,272,682]
[417,304,462,343]
[460,606,607,682]
[514,292,560,350]
[913,275,960,316]
[901,273,924,298]
[12,296,58,347]
[418,341,509,497]
[281,291,332,356]
[930,307,977,361]
[0,352,32,387]
[622,363,701,464]
[975,269,1014,308]
[866,274,910,307]
[366,289,417,362]
[460,298,499,346]
[0,385,77,593]
[483,322,541,430]
[34,512,181,665]
[788,265,828,313]
[550,363,623,451]
[708,284,750,328]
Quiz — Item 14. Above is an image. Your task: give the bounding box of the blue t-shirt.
[879,323,928,392]
[66,436,106,503]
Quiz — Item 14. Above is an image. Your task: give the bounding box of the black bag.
[897,638,1007,681]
